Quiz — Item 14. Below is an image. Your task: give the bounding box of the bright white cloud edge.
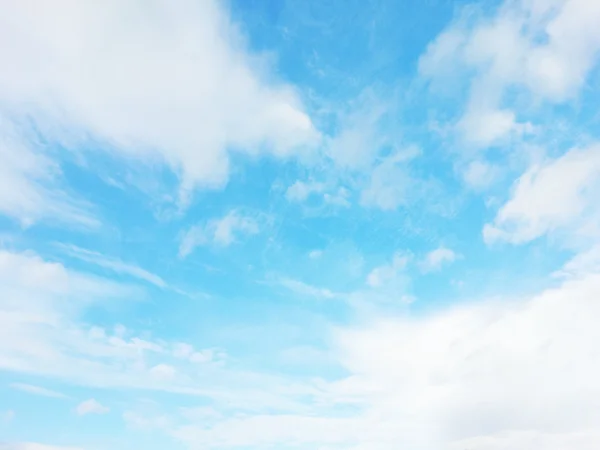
[0,0,319,224]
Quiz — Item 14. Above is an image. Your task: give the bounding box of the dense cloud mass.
[0,0,318,213]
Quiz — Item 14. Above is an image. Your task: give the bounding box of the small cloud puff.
[75,399,109,416]
[419,246,459,272]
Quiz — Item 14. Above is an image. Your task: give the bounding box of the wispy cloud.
[55,244,166,288]
[0,250,305,413]
[9,383,68,399]
[484,145,600,245]
[275,276,338,299]
[0,119,99,228]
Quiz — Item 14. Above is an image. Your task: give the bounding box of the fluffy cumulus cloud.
[420,0,600,147]
[0,0,318,217]
[154,270,600,450]
[342,272,600,450]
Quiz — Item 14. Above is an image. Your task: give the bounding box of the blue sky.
[1,0,600,449]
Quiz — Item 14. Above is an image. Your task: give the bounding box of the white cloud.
[522,0,600,101]
[179,406,223,423]
[149,364,177,381]
[285,181,325,203]
[0,118,98,228]
[9,383,68,399]
[420,0,600,146]
[451,430,600,450]
[0,249,310,414]
[169,270,600,450]
[286,181,351,208]
[326,95,387,170]
[0,251,174,385]
[366,252,410,288]
[75,399,109,416]
[179,211,260,257]
[484,144,600,244]
[0,0,318,210]
[297,93,425,212]
[462,160,500,190]
[0,251,153,383]
[418,28,466,81]
[457,108,531,148]
[332,272,600,449]
[360,148,421,211]
[322,187,351,207]
[555,244,600,279]
[173,344,215,364]
[0,445,83,450]
[308,249,323,259]
[5,250,600,449]
[0,249,135,323]
[420,247,459,272]
[276,277,337,299]
[55,244,166,288]
[360,169,405,210]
